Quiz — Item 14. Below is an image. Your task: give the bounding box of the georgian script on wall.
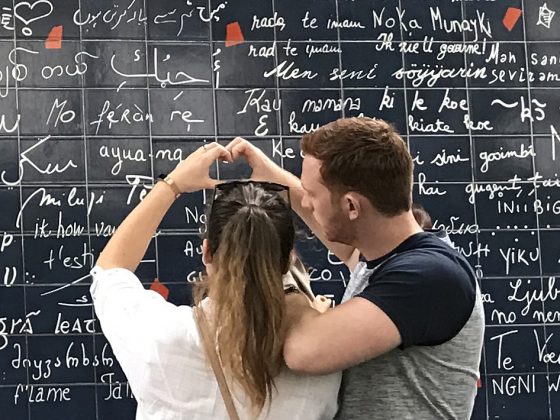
[0,0,559,419]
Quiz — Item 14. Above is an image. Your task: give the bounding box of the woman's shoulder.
[153,303,202,347]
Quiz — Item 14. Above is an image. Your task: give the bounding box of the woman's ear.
[202,239,212,266]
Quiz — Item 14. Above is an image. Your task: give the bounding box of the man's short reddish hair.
[301,117,413,216]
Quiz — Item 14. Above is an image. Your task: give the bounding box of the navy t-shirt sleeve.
[357,251,476,349]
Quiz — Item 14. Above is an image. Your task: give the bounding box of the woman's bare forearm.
[96,182,176,272]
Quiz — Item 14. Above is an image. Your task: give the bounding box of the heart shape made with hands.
[14,0,54,26]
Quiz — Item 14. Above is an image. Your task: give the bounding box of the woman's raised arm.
[96,143,231,271]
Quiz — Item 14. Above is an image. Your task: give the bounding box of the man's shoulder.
[374,234,475,289]
[376,232,474,276]
[358,235,478,348]
[367,248,476,306]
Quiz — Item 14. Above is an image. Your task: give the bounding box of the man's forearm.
[283,292,326,371]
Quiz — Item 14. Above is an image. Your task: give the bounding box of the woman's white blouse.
[90,266,341,420]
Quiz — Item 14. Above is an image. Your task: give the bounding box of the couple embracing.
[91,117,484,420]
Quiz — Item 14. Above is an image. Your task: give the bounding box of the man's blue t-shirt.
[357,231,477,348]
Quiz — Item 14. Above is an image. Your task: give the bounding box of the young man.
[225,117,484,419]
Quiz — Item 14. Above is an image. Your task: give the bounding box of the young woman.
[90,142,341,420]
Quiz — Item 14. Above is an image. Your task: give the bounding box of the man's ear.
[202,239,212,266]
[344,192,361,221]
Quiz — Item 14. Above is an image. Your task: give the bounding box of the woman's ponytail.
[196,184,294,415]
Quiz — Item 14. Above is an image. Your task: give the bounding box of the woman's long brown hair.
[194,183,295,416]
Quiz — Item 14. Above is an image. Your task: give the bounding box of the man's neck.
[356,211,423,262]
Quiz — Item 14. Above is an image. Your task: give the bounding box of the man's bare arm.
[283,294,401,374]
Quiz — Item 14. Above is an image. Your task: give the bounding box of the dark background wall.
[0,0,559,418]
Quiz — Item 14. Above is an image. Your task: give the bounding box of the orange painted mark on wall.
[225,21,244,47]
[45,25,63,49]
[150,278,170,300]
[503,7,522,31]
